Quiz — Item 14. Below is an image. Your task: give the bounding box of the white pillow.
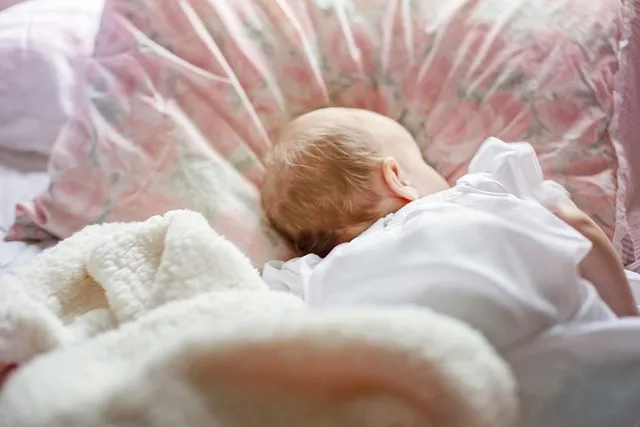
[0,0,104,155]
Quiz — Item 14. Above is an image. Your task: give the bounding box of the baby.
[262,107,638,318]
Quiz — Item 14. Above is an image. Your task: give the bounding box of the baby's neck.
[378,195,413,218]
[343,197,411,242]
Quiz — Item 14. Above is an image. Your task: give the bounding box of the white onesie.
[263,137,640,427]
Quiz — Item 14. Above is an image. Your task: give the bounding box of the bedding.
[0,0,105,156]
[6,0,637,266]
[0,0,104,272]
[0,150,53,274]
[0,209,516,427]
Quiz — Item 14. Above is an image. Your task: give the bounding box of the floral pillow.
[8,0,635,265]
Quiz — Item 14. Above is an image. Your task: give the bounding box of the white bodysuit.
[262,138,640,427]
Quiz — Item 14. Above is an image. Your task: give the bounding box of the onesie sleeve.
[466,137,571,209]
[261,254,322,300]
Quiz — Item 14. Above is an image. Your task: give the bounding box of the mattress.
[0,148,54,274]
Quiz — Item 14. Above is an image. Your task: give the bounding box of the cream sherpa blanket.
[0,210,517,427]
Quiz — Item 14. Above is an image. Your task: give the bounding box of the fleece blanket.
[0,210,516,427]
[0,210,286,362]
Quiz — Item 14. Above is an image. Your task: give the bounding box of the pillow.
[7,0,634,265]
[0,0,104,155]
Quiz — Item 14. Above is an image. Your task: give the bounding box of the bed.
[3,1,640,425]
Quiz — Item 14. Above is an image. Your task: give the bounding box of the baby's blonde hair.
[262,109,384,257]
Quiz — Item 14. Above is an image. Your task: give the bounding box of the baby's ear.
[183,336,466,427]
[381,157,419,202]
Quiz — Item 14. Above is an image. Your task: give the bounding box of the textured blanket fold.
[0,210,266,362]
[0,210,517,427]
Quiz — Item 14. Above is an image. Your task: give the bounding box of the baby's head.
[262,107,449,257]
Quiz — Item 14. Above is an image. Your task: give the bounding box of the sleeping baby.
[261,108,640,425]
[261,107,638,321]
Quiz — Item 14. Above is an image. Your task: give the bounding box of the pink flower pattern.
[7,0,633,264]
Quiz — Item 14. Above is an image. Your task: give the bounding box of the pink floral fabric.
[7,0,635,265]
[613,0,640,269]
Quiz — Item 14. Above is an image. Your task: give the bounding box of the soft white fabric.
[0,0,104,154]
[262,137,640,427]
[0,210,271,362]
[1,306,517,427]
[0,209,517,427]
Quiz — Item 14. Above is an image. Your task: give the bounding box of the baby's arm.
[554,203,638,317]
[467,138,637,315]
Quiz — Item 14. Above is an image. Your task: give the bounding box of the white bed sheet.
[0,148,54,274]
